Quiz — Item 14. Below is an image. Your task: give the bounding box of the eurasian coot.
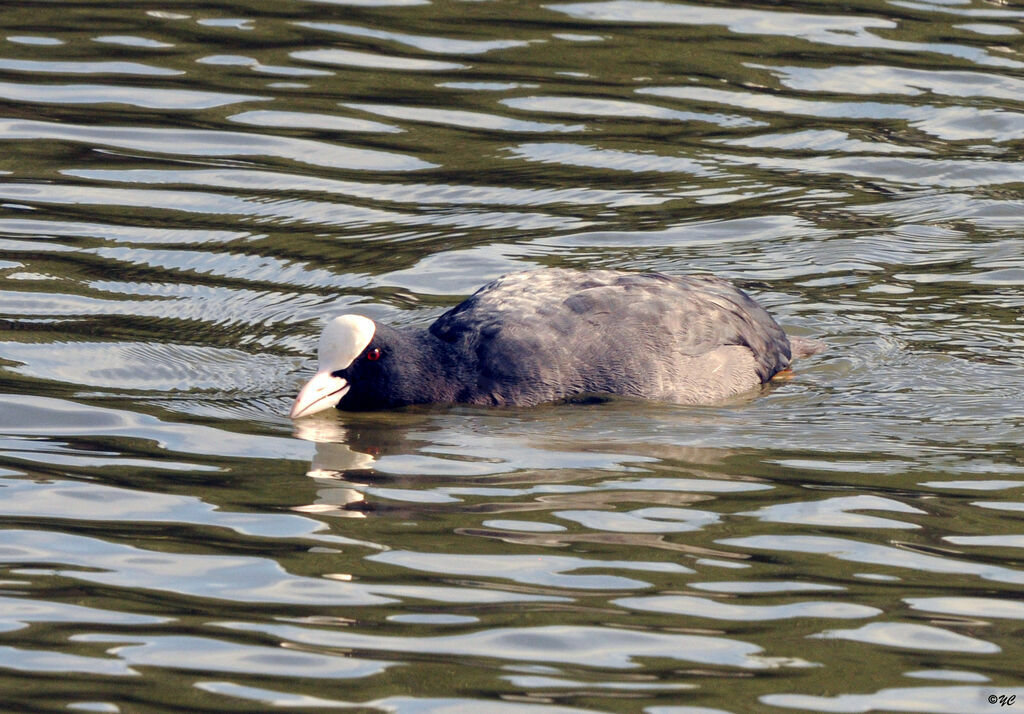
[290,268,820,417]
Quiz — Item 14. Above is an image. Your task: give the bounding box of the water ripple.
[3,0,1024,708]
[222,621,809,669]
[0,120,433,171]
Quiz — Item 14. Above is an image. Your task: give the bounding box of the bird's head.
[290,315,385,418]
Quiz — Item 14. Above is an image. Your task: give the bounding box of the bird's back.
[429,269,793,406]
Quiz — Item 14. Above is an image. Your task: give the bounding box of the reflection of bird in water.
[291,268,823,417]
[296,431,377,477]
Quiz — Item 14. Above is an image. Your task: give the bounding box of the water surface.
[1,0,1023,712]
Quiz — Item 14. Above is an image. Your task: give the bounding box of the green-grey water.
[1,1,1023,712]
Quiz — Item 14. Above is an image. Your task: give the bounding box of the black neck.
[372,324,468,407]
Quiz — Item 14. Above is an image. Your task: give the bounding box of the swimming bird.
[290,268,821,417]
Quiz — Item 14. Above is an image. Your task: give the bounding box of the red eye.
[366,347,381,361]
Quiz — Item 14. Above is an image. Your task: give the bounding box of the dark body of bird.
[320,269,810,411]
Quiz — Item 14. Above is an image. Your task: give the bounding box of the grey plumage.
[429,269,794,406]
[313,268,817,411]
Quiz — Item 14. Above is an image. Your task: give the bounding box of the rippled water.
[1,0,1023,712]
